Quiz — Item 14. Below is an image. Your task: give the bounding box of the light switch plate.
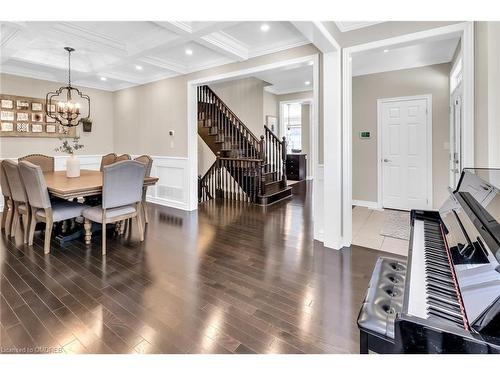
[359,131,371,139]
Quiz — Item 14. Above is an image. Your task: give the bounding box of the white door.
[380,97,430,210]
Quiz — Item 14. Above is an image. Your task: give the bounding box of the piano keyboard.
[408,219,469,330]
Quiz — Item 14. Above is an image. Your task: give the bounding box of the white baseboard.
[352,199,382,210]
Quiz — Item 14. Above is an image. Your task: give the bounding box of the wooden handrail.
[200,85,261,146]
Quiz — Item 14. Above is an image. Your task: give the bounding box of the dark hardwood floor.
[0,181,404,354]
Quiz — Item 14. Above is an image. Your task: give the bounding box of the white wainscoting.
[0,154,189,212]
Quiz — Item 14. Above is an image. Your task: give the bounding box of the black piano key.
[426,285,458,299]
[428,305,464,321]
[425,277,456,291]
[427,294,461,310]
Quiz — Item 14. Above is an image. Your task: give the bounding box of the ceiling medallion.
[46,47,90,128]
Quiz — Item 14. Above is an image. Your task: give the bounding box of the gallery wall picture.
[0,94,76,138]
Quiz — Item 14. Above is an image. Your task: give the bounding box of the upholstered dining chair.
[133,155,153,224]
[3,160,31,243]
[18,154,55,172]
[115,154,131,162]
[19,161,88,254]
[100,153,117,171]
[1,161,14,236]
[83,160,146,256]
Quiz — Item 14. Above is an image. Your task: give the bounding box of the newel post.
[216,152,222,199]
[282,136,287,185]
[259,135,266,195]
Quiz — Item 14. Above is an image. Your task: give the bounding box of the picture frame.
[32,124,43,133]
[16,123,30,132]
[16,100,29,110]
[1,122,14,132]
[32,102,43,111]
[1,111,14,121]
[45,124,56,133]
[46,114,56,123]
[266,115,278,134]
[32,113,43,122]
[1,99,13,109]
[17,112,29,121]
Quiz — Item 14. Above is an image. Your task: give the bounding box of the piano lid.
[455,168,500,263]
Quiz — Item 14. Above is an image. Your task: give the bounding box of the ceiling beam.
[291,21,341,53]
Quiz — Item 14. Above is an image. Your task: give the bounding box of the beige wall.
[0,73,114,158]
[352,63,451,208]
[263,90,278,125]
[474,21,500,168]
[276,91,313,103]
[210,77,265,137]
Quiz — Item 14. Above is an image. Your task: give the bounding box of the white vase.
[66,155,80,178]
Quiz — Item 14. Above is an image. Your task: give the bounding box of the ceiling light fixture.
[305,81,311,86]
[100,77,107,81]
[45,47,90,128]
[135,65,143,70]
[185,48,193,56]
[383,49,389,53]
[260,24,270,32]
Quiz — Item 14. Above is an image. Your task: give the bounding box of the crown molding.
[200,31,249,61]
[248,38,310,59]
[265,85,313,95]
[335,21,384,33]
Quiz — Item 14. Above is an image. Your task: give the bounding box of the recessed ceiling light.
[383,49,389,53]
[100,77,107,81]
[260,24,270,32]
[135,65,143,70]
[185,48,193,56]
[305,81,311,86]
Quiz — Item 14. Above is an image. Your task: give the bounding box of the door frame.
[342,21,474,247]
[186,53,320,211]
[377,94,433,210]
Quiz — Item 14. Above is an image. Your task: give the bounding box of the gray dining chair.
[3,160,31,243]
[133,155,153,224]
[19,161,88,254]
[1,161,14,236]
[100,153,117,171]
[82,160,146,255]
[18,154,55,172]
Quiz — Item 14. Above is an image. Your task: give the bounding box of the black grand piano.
[358,168,500,353]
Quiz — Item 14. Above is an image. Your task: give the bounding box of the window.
[283,102,302,153]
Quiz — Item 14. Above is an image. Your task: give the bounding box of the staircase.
[198,85,292,206]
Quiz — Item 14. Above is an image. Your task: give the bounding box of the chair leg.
[22,210,30,244]
[10,203,19,238]
[1,197,8,229]
[44,217,53,254]
[143,200,149,224]
[28,213,37,246]
[101,218,107,256]
[136,204,144,242]
[5,201,13,236]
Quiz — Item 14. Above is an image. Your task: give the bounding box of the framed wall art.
[0,94,76,138]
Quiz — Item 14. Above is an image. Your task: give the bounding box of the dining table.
[43,169,159,244]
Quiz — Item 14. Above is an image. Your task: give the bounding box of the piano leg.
[360,331,369,354]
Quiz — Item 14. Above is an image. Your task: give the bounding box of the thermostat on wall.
[359,131,371,139]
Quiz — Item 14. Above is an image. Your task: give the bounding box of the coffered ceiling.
[0,21,309,91]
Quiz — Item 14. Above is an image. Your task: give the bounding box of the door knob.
[383,158,391,163]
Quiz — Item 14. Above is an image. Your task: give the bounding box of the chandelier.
[46,47,90,128]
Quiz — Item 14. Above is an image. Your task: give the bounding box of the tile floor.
[352,206,410,257]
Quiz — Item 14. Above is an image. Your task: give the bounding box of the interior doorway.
[378,95,432,211]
